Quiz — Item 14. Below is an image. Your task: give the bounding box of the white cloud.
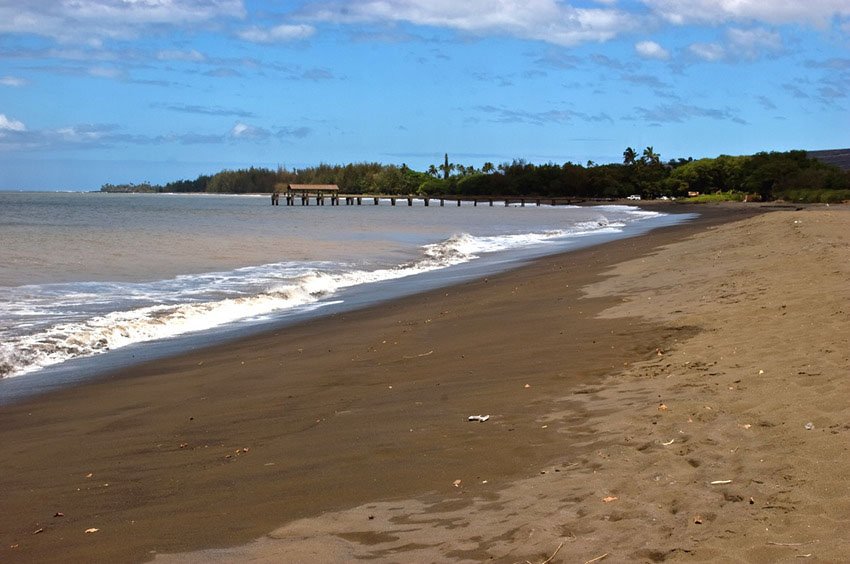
[688,27,782,62]
[635,40,670,60]
[642,0,850,26]
[156,49,206,62]
[56,124,114,142]
[0,0,246,43]
[0,114,26,132]
[237,23,316,43]
[0,76,28,87]
[688,42,725,61]
[0,120,235,152]
[727,27,782,57]
[88,66,127,79]
[277,126,311,139]
[301,0,638,46]
[230,122,270,140]
[634,102,746,124]
[40,48,121,63]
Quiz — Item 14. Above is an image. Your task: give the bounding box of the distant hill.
[808,148,850,171]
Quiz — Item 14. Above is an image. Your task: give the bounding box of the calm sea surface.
[0,191,691,397]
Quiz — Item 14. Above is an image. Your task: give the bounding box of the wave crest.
[0,217,637,379]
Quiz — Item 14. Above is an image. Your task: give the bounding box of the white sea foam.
[0,206,659,379]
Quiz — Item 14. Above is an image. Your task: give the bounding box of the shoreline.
[161,203,850,563]
[0,203,803,562]
[0,202,687,402]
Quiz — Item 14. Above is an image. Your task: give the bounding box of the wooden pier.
[272,185,582,208]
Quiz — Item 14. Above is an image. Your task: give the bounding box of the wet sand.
[3,204,848,563]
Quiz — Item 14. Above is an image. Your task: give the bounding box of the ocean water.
[0,191,690,395]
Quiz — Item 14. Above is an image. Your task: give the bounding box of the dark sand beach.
[3,203,848,563]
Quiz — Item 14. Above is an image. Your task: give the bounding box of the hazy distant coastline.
[100,149,850,204]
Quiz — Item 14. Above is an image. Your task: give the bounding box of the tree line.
[101,149,850,203]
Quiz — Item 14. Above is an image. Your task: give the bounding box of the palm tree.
[642,146,661,166]
[482,162,495,174]
[439,153,454,179]
[427,164,438,177]
[623,147,637,165]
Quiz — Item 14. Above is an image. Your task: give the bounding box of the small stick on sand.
[767,540,817,547]
[540,542,564,564]
[520,541,565,564]
[584,553,609,564]
[402,350,434,359]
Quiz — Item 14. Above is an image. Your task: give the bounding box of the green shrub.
[681,191,746,203]
[782,189,850,203]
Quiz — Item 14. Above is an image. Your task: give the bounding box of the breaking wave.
[0,214,639,379]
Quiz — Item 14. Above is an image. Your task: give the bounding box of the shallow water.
[0,191,686,387]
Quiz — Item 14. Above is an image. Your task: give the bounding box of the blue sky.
[0,0,848,190]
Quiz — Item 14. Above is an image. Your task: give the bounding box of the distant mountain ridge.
[808,148,850,171]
